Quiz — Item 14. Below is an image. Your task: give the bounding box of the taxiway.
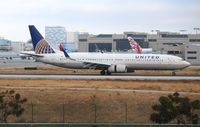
[0,74,199,80]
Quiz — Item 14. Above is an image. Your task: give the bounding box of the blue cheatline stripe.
[29,25,44,50]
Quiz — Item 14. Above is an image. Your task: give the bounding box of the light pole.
[151,30,160,52]
[179,30,187,34]
[151,30,160,34]
[193,28,200,34]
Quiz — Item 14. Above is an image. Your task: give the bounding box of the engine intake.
[108,65,127,73]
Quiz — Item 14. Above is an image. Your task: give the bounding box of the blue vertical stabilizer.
[29,25,44,50]
[28,25,55,54]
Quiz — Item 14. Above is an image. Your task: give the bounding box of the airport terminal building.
[78,32,200,65]
[0,38,24,59]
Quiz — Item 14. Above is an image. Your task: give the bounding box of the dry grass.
[0,67,200,123]
[0,79,200,95]
[0,79,199,108]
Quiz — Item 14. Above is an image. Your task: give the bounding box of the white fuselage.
[35,52,190,71]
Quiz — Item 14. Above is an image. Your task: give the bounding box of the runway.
[0,74,199,80]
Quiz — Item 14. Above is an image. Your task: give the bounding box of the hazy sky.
[0,0,200,41]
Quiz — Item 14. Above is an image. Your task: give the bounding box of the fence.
[0,123,199,127]
[4,102,200,124]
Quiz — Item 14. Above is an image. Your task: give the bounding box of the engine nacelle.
[108,65,127,73]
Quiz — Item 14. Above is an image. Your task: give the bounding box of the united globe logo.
[35,39,55,54]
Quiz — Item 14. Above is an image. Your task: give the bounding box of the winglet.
[59,43,70,57]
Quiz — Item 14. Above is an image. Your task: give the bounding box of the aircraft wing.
[60,43,111,69]
[20,51,44,57]
[78,59,111,70]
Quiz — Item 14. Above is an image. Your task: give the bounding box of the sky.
[0,0,200,42]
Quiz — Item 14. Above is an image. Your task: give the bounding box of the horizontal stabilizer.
[20,51,44,57]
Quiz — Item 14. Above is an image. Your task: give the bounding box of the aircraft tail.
[127,36,142,54]
[29,25,56,54]
[59,43,70,57]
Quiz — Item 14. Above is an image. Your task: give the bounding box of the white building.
[185,44,200,65]
[66,31,79,51]
[45,26,67,50]
[11,41,24,53]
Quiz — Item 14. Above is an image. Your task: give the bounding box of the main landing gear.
[172,71,176,76]
[100,70,105,75]
[100,70,111,75]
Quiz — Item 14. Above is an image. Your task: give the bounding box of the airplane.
[21,25,191,75]
[128,36,152,54]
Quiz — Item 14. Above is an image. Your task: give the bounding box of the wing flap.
[77,60,111,70]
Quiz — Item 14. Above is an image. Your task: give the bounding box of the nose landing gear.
[100,70,111,75]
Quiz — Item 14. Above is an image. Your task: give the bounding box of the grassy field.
[0,67,200,123]
[0,78,200,123]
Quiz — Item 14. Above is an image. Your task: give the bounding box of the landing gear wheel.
[172,71,176,76]
[106,71,111,75]
[100,70,106,75]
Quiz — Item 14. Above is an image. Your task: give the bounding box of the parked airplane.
[21,25,191,75]
[128,36,152,54]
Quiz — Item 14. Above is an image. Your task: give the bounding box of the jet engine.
[108,64,127,73]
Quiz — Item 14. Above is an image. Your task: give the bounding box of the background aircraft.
[128,36,152,54]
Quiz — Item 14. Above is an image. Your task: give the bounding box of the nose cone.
[183,61,191,68]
